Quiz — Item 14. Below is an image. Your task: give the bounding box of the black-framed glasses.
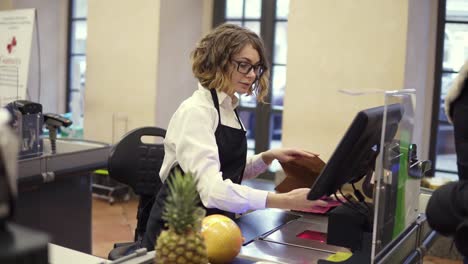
[232,60,265,77]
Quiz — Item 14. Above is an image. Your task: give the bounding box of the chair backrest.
[108,126,166,196]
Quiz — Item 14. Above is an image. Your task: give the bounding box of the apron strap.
[210,89,222,124]
[234,108,245,131]
[210,89,245,131]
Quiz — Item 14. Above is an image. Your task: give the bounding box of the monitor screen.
[307,103,403,200]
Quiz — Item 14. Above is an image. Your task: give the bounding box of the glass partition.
[337,88,422,262]
[371,89,421,261]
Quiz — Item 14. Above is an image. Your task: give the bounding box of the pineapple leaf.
[162,168,206,234]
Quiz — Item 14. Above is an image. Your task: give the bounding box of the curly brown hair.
[191,23,270,103]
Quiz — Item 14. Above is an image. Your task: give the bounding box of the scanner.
[43,113,72,154]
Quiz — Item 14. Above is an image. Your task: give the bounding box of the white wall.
[84,0,209,143]
[0,1,13,9]
[202,0,214,35]
[155,0,206,129]
[3,0,437,159]
[2,0,68,114]
[84,0,161,143]
[2,0,212,143]
[404,0,438,161]
[284,0,437,161]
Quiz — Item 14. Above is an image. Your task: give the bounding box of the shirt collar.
[198,83,239,109]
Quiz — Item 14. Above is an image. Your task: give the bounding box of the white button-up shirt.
[159,84,269,213]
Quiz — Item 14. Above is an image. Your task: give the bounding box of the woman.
[142,24,328,249]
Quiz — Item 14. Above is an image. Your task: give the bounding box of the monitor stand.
[318,203,373,264]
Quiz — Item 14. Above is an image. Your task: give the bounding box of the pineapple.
[155,169,209,264]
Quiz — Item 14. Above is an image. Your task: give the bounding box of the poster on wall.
[0,9,35,107]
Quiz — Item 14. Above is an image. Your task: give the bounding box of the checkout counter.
[235,208,435,263]
[44,205,435,264]
[15,138,110,253]
[2,100,110,253]
[233,90,436,263]
[5,90,440,263]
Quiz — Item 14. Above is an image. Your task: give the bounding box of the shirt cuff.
[248,189,269,210]
[250,153,269,173]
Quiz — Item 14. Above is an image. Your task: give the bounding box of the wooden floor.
[423,257,463,264]
[92,197,138,258]
[91,197,463,263]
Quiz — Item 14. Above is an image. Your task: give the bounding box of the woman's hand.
[266,188,328,211]
[261,148,319,165]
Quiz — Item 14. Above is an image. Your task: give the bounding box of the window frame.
[66,0,87,113]
[429,0,468,177]
[213,1,286,173]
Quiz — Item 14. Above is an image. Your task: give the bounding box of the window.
[214,0,290,175]
[430,0,468,180]
[67,0,87,124]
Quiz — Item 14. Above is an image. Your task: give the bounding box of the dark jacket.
[427,59,468,256]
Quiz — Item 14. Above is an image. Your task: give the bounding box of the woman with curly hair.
[142,24,327,249]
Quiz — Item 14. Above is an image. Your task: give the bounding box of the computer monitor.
[307,103,403,200]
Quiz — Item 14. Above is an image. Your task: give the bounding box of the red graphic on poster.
[7,37,17,54]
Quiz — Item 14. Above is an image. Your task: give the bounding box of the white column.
[283,0,438,161]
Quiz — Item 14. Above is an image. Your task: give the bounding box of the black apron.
[142,89,247,249]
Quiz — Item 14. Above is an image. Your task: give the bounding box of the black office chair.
[106,126,166,260]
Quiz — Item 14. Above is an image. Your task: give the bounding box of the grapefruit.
[201,214,243,264]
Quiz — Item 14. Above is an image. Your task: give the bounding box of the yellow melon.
[201,214,243,264]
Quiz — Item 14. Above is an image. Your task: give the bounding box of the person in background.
[142,23,328,249]
[427,59,468,260]
[445,59,468,181]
